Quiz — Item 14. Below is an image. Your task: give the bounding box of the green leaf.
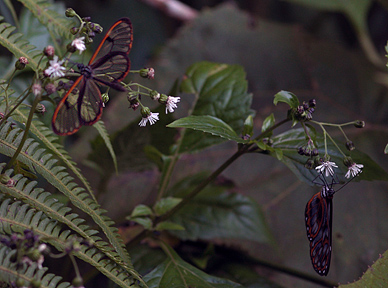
[272,128,388,184]
[177,61,254,153]
[153,197,182,216]
[261,113,275,133]
[242,115,254,137]
[155,221,185,231]
[168,115,248,144]
[339,250,388,288]
[0,16,42,71]
[131,204,153,217]
[131,217,153,230]
[93,120,118,174]
[170,174,273,243]
[384,144,388,154]
[273,90,299,108]
[143,244,243,288]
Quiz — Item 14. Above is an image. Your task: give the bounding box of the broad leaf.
[143,244,243,288]
[168,115,248,144]
[177,61,254,153]
[170,174,273,243]
[273,90,299,109]
[339,249,388,288]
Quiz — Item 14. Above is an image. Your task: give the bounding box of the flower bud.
[82,16,91,22]
[304,158,314,169]
[354,120,365,128]
[309,99,316,108]
[72,276,84,288]
[66,43,77,53]
[141,106,151,117]
[345,140,355,151]
[70,27,79,35]
[65,8,76,17]
[92,23,103,33]
[44,83,56,95]
[101,93,109,104]
[140,68,155,79]
[27,249,42,261]
[15,57,28,70]
[343,156,353,168]
[32,82,42,96]
[149,90,159,100]
[43,45,55,58]
[35,103,46,114]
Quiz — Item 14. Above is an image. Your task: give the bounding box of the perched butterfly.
[305,176,336,276]
[52,18,133,135]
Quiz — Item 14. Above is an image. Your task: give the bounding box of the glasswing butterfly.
[304,174,335,276]
[52,18,133,135]
[305,172,359,276]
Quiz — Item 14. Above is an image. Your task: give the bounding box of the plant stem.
[127,117,290,248]
[2,94,41,173]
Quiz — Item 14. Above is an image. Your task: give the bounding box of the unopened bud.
[101,93,109,104]
[35,103,46,114]
[44,45,55,58]
[149,90,160,100]
[343,156,353,168]
[15,57,28,70]
[32,82,42,96]
[305,159,314,169]
[66,43,77,53]
[70,27,79,35]
[44,83,56,95]
[139,68,153,79]
[354,120,365,128]
[65,8,76,17]
[345,140,355,151]
[92,23,103,33]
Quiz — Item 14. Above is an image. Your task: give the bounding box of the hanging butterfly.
[304,175,336,276]
[52,18,133,135]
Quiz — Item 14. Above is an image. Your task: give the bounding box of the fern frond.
[0,245,72,288]
[0,122,141,281]
[0,199,139,288]
[0,16,43,71]
[18,0,74,40]
[12,107,97,203]
[94,120,118,174]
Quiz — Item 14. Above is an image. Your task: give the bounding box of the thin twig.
[139,0,198,21]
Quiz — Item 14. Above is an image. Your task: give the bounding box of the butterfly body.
[305,184,335,276]
[52,18,133,135]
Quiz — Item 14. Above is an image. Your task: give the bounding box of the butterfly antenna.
[335,171,362,192]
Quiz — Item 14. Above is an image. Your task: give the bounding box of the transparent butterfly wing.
[305,191,333,276]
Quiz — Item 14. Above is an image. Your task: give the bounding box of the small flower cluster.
[0,229,48,271]
[315,158,363,179]
[66,8,103,45]
[294,98,365,179]
[298,144,318,157]
[295,99,316,121]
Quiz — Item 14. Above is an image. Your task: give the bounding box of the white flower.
[45,56,66,78]
[345,162,364,178]
[139,112,159,127]
[315,161,338,177]
[165,96,180,114]
[72,37,86,54]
